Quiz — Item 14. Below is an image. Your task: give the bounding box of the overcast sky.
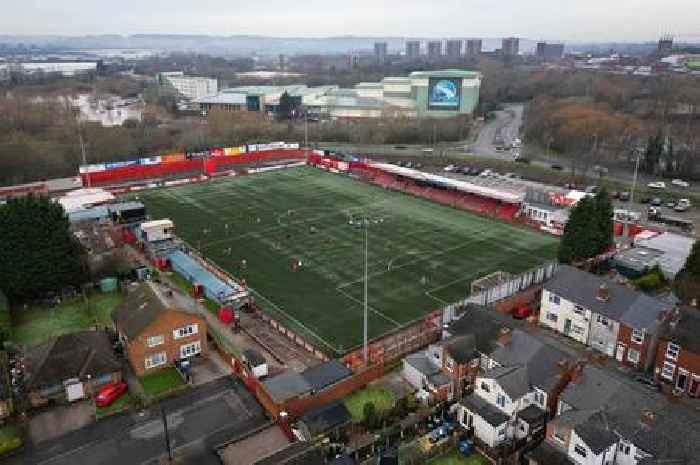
[2,0,698,41]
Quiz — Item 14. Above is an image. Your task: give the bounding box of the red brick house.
[112,282,208,377]
[653,306,700,397]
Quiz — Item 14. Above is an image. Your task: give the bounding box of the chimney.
[596,283,610,302]
[497,327,512,347]
[640,409,656,427]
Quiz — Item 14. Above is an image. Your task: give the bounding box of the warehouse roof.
[301,360,352,392]
[167,250,247,305]
[262,371,311,403]
[635,232,695,278]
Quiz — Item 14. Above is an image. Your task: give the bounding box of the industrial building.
[158,71,218,101]
[0,61,98,77]
[195,70,481,120]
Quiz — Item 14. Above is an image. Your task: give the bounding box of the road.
[8,377,268,465]
[469,104,523,160]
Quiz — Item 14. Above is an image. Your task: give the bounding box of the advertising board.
[428,78,461,110]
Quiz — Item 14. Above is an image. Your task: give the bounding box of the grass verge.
[0,425,22,456]
[141,368,186,401]
[427,450,490,465]
[96,393,133,419]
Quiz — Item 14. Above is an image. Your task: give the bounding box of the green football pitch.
[138,166,559,355]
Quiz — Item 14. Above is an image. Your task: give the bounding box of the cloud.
[1,0,698,41]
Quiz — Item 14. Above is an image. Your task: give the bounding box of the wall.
[588,316,619,358]
[460,406,503,448]
[568,429,616,465]
[539,290,592,345]
[654,339,700,394]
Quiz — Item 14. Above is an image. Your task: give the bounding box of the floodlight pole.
[363,221,368,366]
[623,152,641,243]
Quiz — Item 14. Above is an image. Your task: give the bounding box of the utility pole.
[623,152,641,242]
[77,118,90,187]
[161,405,172,463]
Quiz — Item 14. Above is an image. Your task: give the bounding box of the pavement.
[27,401,95,444]
[191,351,232,386]
[9,377,268,465]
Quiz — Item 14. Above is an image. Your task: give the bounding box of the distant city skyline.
[1,0,698,42]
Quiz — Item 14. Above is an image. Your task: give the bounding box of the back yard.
[11,292,123,349]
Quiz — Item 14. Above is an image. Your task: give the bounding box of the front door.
[616,343,625,362]
[676,370,689,392]
[564,319,572,335]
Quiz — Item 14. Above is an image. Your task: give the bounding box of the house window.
[480,381,490,393]
[145,352,167,369]
[631,329,644,344]
[496,393,507,408]
[620,441,631,455]
[627,349,641,364]
[666,342,680,360]
[549,294,561,305]
[661,361,675,380]
[597,315,609,326]
[572,325,585,335]
[497,427,506,437]
[552,427,566,444]
[534,389,545,407]
[445,356,454,373]
[179,341,201,359]
[147,335,164,347]
[547,312,558,323]
[573,305,585,316]
[173,324,198,340]
[574,444,587,458]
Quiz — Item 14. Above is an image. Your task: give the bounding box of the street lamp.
[623,152,642,242]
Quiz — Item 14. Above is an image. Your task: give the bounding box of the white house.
[540,286,593,346]
[567,425,617,465]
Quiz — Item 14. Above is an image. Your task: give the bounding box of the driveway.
[28,400,94,444]
[191,351,233,386]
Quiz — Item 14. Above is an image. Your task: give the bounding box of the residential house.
[482,327,573,417]
[402,335,479,402]
[540,266,673,370]
[653,306,700,396]
[24,331,121,407]
[530,364,700,465]
[112,281,208,377]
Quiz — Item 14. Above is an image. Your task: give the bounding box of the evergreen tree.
[0,196,87,301]
[558,197,598,263]
[593,188,614,253]
[643,132,663,174]
[277,91,296,121]
[674,240,700,304]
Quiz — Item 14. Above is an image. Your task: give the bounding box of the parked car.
[619,192,631,201]
[651,198,663,206]
[480,169,492,177]
[512,305,532,320]
[469,167,482,175]
[422,148,434,153]
[95,382,128,407]
[610,191,620,199]
[634,375,661,392]
[443,164,456,172]
[672,179,690,188]
[460,166,472,175]
[647,181,666,189]
[394,145,407,150]
[551,163,563,171]
[640,197,651,204]
[585,185,600,194]
[675,199,692,212]
[666,200,677,209]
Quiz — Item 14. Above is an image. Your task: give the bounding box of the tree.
[363,401,378,430]
[0,196,87,301]
[276,91,296,121]
[592,188,614,254]
[674,240,700,304]
[558,197,600,264]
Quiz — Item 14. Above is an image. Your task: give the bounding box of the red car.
[512,305,532,320]
[95,382,128,407]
